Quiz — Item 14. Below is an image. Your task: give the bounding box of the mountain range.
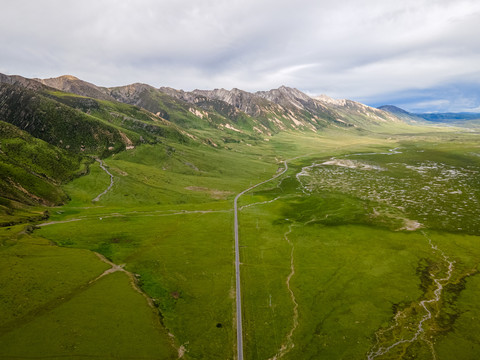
[2,73,405,136]
[378,104,480,124]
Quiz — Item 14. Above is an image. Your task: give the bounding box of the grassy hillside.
[45,90,190,145]
[0,120,85,225]
[0,83,135,154]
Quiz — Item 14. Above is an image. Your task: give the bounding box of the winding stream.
[92,158,114,202]
[268,224,299,360]
[367,232,455,360]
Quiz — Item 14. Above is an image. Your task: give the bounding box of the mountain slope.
[43,90,190,145]
[377,105,425,123]
[9,75,217,131]
[0,73,50,91]
[314,95,406,128]
[160,87,289,134]
[187,86,334,132]
[173,86,407,132]
[377,105,411,115]
[0,83,137,154]
[36,75,116,102]
[106,83,216,129]
[159,86,399,134]
[0,120,85,225]
[0,76,193,156]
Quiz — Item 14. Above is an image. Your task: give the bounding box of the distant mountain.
[36,75,116,102]
[377,105,425,123]
[378,105,480,124]
[418,112,480,122]
[314,95,404,128]
[377,105,411,115]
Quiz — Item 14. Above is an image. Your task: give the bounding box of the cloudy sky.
[1,0,479,112]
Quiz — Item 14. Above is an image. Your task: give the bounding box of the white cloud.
[1,0,480,111]
[413,99,451,110]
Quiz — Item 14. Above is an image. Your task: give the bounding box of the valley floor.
[1,129,480,359]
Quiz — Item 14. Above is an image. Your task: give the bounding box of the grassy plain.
[238,130,480,359]
[0,229,177,359]
[1,126,480,359]
[0,270,177,359]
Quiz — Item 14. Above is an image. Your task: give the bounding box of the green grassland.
[0,229,177,359]
[1,125,480,359]
[237,130,480,359]
[0,270,177,359]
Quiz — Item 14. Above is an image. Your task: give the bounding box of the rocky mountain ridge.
[36,75,116,102]
[0,73,406,136]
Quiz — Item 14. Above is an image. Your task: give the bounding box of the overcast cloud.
[1,0,479,112]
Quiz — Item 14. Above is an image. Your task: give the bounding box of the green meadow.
[1,127,480,359]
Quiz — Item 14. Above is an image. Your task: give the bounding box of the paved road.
[234,161,288,360]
